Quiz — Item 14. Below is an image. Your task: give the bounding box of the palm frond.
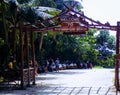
[33,6,60,12]
[34,10,53,20]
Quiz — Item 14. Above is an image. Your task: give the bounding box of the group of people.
[47,57,60,72]
[8,56,60,76]
[39,57,60,72]
[76,61,93,69]
[8,57,39,76]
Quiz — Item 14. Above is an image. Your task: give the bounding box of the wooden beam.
[115,54,120,59]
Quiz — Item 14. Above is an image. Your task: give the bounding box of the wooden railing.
[22,68,34,87]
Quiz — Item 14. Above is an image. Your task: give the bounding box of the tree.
[54,0,83,11]
[96,30,115,67]
[107,35,115,50]
[0,0,10,69]
[96,30,110,46]
[0,0,59,67]
[0,0,8,43]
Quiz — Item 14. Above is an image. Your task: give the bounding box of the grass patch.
[93,66,103,69]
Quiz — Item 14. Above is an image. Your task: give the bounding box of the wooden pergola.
[19,3,120,91]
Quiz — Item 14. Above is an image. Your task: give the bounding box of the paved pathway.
[0,69,119,95]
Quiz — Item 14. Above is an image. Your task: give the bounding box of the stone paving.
[0,69,119,95]
[0,85,117,95]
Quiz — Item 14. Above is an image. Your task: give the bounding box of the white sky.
[81,0,120,36]
[82,0,120,25]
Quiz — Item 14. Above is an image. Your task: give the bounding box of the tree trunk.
[1,0,8,43]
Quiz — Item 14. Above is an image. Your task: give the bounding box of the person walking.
[55,58,60,72]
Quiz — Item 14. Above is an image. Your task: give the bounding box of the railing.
[22,68,34,87]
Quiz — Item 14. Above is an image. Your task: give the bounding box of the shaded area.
[0,85,117,95]
[0,69,118,95]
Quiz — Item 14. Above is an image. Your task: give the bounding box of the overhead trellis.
[23,2,117,33]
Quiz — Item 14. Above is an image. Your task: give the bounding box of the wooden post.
[25,30,30,86]
[115,21,120,91]
[19,22,24,88]
[31,31,36,85]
